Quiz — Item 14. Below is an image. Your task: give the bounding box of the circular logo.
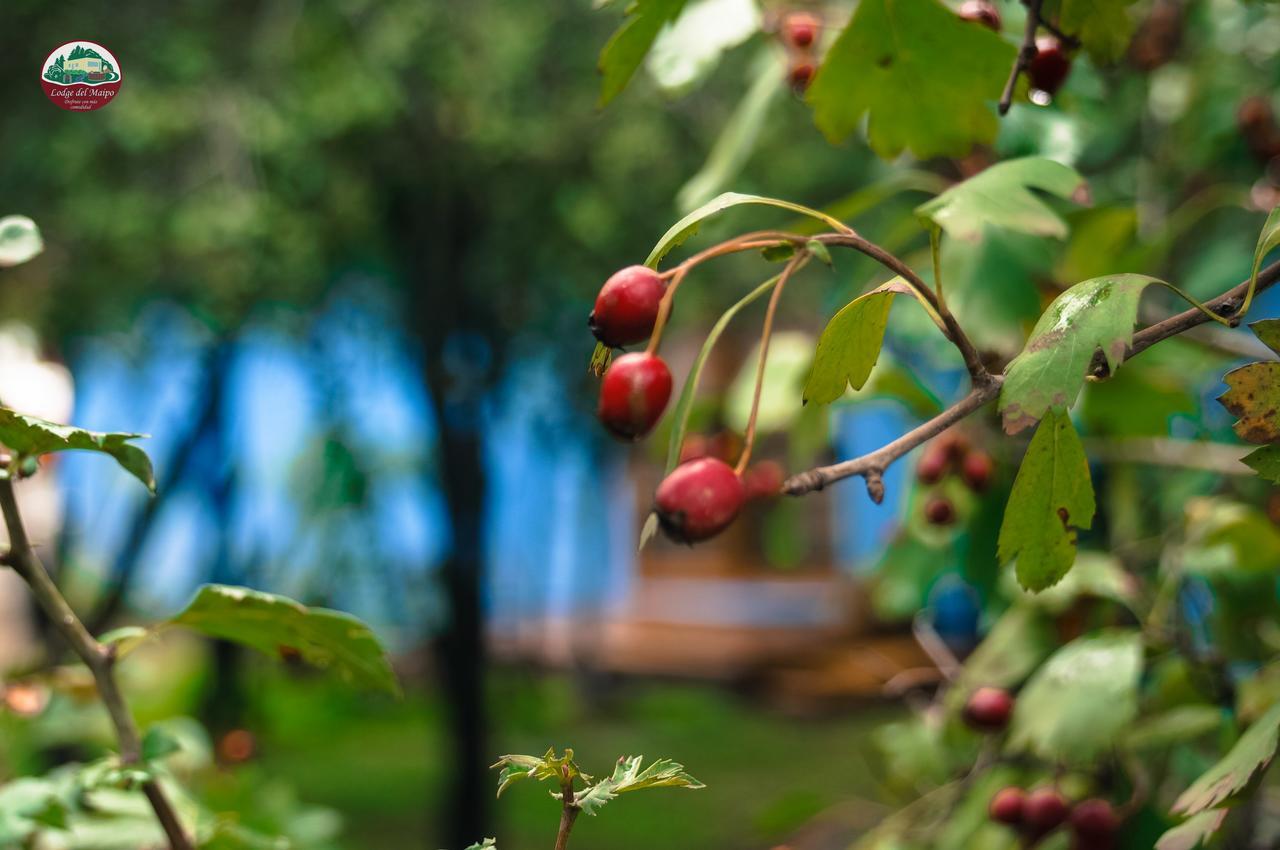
[40,41,122,111]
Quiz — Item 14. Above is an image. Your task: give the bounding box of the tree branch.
[999,0,1044,115]
[782,380,1003,498]
[0,471,193,850]
[784,257,1280,500]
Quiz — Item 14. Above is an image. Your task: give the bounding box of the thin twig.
[999,0,1044,115]
[0,472,193,850]
[554,770,580,850]
[783,380,1003,498]
[737,253,808,474]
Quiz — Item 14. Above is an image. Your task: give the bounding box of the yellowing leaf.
[802,283,901,405]
[1173,702,1280,816]
[999,274,1158,434]
[597,0,687,106]
[997,409,1095,591]
[1156,810,1229,850]
[915,157,1087,242]
[806,0,1014,158]
[1218,362,1280,445]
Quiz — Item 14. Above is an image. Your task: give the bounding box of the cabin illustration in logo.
[43,44,118,85]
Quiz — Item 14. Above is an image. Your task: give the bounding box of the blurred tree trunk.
[392,180,492,848]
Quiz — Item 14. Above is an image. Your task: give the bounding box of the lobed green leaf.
[1008,630,1143,763]
[0,407,154,493]
[997,409,1095,591]
[1173,702,1280,816]
[806,0,1014,158]
[915,157,1087,242]
[168,584,399,696]
[573,756,704,816]
[802,282,902,406]
[597,0,687,106]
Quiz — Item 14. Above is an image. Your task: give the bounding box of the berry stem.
[736,252,808,475]
[999,0,1045,115]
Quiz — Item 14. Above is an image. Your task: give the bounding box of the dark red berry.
[958,0,1002,31]
[589,265,666,348]
[964,686,1013,731]
[961,451,994,492]
[709,430,743,463]
[1028,36,1072,96]
[1070,799,1120,840]
[788,60,816,93]
[655,457,746,543]
[924,496,956,526]
[989,787,1026,826]
[782,12,820,48]
[917,444,951,485]
[597,352,672,441]
[744,460,785,500]
[1023,787,1070,833]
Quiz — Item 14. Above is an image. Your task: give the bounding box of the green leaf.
[1241,205,1280,317]
[663,274,780,473]
[573,756,704,815]
[806,239,833,267]
[645,192,847,268]
[999,274,1159,434]
[1156,810,1229,850]
[724,332,814,435]
[1126,706,1223,752]
[802,282,905,406]
[140,727,181,762]
[1005,551,1139,614]
[491,748,589,798]
[915,157,1087,242]
[169,584,399,696]
[1043,0,1137,64]
[597,0,687,106]
[1008,631,1143,763]
[677,52,783,212]
[1182,498,1280,576]
[1173,702,1280,815]
[997,409,1095,591]
[644,0,760,94]
[806,0,1015,158]
[1243,445,1280,484]
[463,840,497,850]
[0,216,43,268]
[0,407,154,493]
[1218,362,1280,445]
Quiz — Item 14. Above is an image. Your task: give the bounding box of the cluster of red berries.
[962,688,1122,848]
[916,430,994,526]
[777,9,822,93]
[590,266,772,544]
[990,787,1120,848]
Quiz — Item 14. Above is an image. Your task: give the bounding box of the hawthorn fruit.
[1070,799,1120,844]
[963,686,1013,731]
[989,786,1026,826]
[655,457,746,543]
[597,352,672,440]
[788,60,816,93]
[1028,36,1072,96]
[924,495,956,526]
[782,11,820,48]
[1023,787,1071,834]
[961,451,994,492]
[916,443,951,485]
[744,460,785,499]
[589,265,666,348]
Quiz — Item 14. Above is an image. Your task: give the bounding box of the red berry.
[655,457,746,543]
[963,686,1013,731]
[744,460,785,500]
[917,444,951,485]
[1028,37,1072,96]
[597,352,672,441]
[788,61,816,93]
[709,430,743,463]
[989,787,1026,826]
[1070,799,1120,840]
[958,0,1002,31]
[589,265,666,348]
[961,451,994,492]
[782,12,820,48]
[924,496,956,526]
[1023,787,1070,833]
